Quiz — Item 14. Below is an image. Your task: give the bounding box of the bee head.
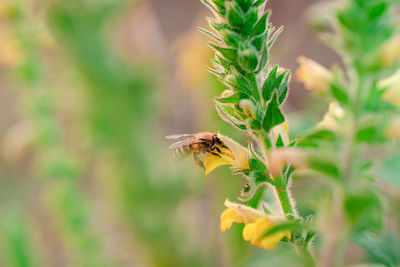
[213,136,223,145]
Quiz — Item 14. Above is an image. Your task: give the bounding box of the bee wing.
[165,134,195,140]
[168,140,191,150]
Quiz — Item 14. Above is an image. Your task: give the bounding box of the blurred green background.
[0,0,345,266]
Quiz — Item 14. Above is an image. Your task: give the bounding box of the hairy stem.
[276,185,295,217]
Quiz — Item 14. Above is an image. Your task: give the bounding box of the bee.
[166,132,228,168]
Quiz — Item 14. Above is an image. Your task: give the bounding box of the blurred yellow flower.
[317,101,345,131]
[174,31,213,89]
[385,117,400,141]
[221,199,290,250]
[0,33,22,67]
[295,56,333,92]
[268,148,307,177]
[380,34,400,66]
[204,133,250,174]
[378,69,400,106]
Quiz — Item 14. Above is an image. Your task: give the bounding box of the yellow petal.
[218,134,250,169]
[242,217,289,250]
[220,208,244,232]
[258,231,290,250]
[204,149,235,175]
[224,199,265,224]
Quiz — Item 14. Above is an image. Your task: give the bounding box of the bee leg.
[205,149,222,158]
[211,146,221,153]
[193,153,204,168]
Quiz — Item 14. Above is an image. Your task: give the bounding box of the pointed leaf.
[209,44,238,61]
[251,10,270,36]
[215,92,249,103]
[263,91,285,132]
[262,65,278,100]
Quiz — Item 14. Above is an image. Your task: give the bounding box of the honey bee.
[166,132,228,168]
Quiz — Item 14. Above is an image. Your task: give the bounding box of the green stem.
[260,132,297,218]
[276,185,295,218]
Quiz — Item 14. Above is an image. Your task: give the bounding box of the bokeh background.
[0,0,343,266]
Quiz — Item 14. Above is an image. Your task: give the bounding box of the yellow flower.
[380,34,400,66]
[316,101,345,131]
[220,199,290,250]
[378,69,400,107]
[204,133,250,174]
[243,217,290,249]
[295,56,333,92]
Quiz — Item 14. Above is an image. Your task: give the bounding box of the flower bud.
[378,69,400,107]
[239,99,257,119]
[380,34,400,66]
[295,56,333,92]
[238,47,259,72]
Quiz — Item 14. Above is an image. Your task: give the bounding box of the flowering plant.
[170,0,400,265]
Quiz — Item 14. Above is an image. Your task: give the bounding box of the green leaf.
[227,2,245,28]
[368,2,387,20]
[235,74,253,95]
[262,91,285,132]
[268,26,283,47]
[234,0,251,12]
[220,29,241,47]
[356,125,383,143]
[278,72,290,104]
[243,7,258,34]
[211,0,226,13]
[209,44,238,61]
[251,10,270,36]
[256,41,269,73]
[208,18,227,31]
[307,155,340,178]
[263,221,304,237]
[345,190,383,232]
[216,104,247,130]
[252,26,269,50]
[375,152,400,188]
[215,92,249,103]
[253,0,267,7]
[330,81,349,105]
[215,55,231,71]
[202,0,223,15]
[198,27,221,42]
[249,157,267,173]
[261,65,278,100]
[297,129,336,147]
[352,233,400,266]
